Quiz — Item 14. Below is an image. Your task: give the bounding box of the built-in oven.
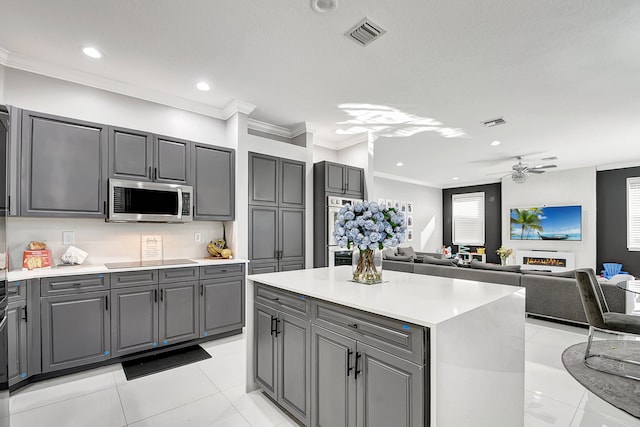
[328,246,353,267]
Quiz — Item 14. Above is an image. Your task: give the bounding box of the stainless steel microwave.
[108,179,193,222]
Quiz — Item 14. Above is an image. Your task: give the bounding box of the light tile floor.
[8,318,640,426]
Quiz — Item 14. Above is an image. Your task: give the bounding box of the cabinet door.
[158,281,199,346]
[345,167,364,198]
[278,312,311,426]
[199,277,245,337]
[192,144,235,220]
[325,163,346,194]
[0,109,8,212]
[7,301,27,385]
[280,159,305,208]
[249,153,278,206]
[41,292,110,373]
[279,261,305,272]
[249,261,279,275]
[21,110,108,218]
[153,135,190,184]
[110,285,159,357]
[109,126,153,181]
[311,325,357,427]
[255,302,278,400]
[279,208,305,266]
[356,342,424,427]
[249,205,278,264]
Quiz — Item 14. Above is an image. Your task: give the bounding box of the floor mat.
[122,345,212,381]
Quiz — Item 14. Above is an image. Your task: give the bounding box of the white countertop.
[248,266,525,328]
[8,258,248,281]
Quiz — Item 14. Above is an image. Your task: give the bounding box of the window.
[452,192,485,245]
[627,177,640,251]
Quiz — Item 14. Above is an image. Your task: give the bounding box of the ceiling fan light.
[512,171,527,184]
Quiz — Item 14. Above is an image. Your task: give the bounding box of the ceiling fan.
[501,156,557,183]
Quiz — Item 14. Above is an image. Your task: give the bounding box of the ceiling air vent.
[346,18,386,46]
[482,117,506,127]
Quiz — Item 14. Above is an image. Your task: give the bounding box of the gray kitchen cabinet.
[199,276,245,337]
[254,298,311,426]
[191,143,235,220]
[249,152,305,208]
[344,166,364,198]
[41,291,111,373]
[108,127,190,185]
[21,110,108,218]
[325,162,346,195]
[311,325,357,427]
[0,107,8,212]
[279,207,305,266]
[7,300,28,386]
[158,281,199,346]
[110,285,159,357]
[316,161,364,198]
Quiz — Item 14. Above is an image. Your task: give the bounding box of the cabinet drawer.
[110,270,158,288]
[8,280,27,301]
[312,301,425,365]
[41,274,109,296]
[255,283,309,319]
[159,267,199,283]
[200,263,244,280]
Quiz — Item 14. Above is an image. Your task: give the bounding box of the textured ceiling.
[1,0,640,187]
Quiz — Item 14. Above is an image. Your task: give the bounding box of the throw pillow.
[521,269,576,278]
[382,248,397,260]
[422,255,458,266]
[384,254,413,262]
[397,246,417,260]
[470,260,521,273]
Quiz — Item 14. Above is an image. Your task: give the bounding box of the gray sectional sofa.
[383,252,626,325]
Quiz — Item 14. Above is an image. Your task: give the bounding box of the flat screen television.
[510,205,582,241]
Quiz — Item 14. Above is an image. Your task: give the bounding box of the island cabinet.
[40,274,111,373]
[108,126,191,185]
[254,284,311,426]
[20,110,108,218]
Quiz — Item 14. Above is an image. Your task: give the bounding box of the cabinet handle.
[22,306,28,323]
[160,288,164,301]
[200,284,204,296]
[347,323,358,329]
[154,289,158,302]
[7,195,10,212]
[154,167,158,180]
[354,352,362,380]
[148,166,152,179]
[346,349,353,377]
[105,295,109,311]
[274,318,281,337]
[270,297,280,303]
[270,316,277,336]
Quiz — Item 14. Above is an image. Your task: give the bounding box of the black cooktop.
[104,259,197,269]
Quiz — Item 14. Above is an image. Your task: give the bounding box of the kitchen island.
[247,266,525,427]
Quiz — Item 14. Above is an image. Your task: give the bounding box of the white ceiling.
[2,0,640,188]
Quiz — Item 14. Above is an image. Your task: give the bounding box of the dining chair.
[574,268,640,381]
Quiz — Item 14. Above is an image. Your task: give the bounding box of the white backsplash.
[7,217,225,270]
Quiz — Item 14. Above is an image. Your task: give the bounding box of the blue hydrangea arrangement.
[333,200,407,251]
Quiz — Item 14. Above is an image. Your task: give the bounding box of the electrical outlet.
[194,232,202,243]
[63,231,75,245]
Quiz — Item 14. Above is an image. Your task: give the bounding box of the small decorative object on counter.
[23,241,52,270]
[334,200,406,285]
[59,245,89,266]
[206,238,233,259]
[496,246,513,266]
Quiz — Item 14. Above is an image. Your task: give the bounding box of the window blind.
[627,177,640,251]
[452,192,485,245]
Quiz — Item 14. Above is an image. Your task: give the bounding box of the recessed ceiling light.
[196,81,210,91]
[311,0,338,13]
[452,177,459,181]
[490,140,501,146]
[396,162,403,167]
[82,47,102,59]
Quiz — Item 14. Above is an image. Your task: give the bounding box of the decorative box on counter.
[23,249,53,270]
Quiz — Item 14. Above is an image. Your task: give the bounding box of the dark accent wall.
[596,167,640,277]
[443,183,501,264]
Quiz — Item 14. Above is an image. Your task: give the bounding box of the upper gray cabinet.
[21,110,108,218]
[191,143,235,221]
[109,127,190,185]
[249,152,305,208]
[316,161,364,198]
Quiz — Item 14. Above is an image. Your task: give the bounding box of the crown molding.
[0,47,9,65]
[222,99,256,120]
[596,160,640,171]
[247,118,293,138]
[314,132,368,150]
[291,121,314,138]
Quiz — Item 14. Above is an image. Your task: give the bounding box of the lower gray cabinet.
[159,281,199,346]
[200,277,245,337]
[41,291,110,373]
[255,302,311,426]
[111,285,159,357]
[7,300,28,385]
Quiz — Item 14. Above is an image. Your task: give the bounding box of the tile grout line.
[10,383,119,415]
[112,368,130,427]
[219,388,255,427]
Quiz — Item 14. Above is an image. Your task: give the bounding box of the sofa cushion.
[382,248,397,259]
[397,246,417,259]
[422,255,458,266]
[385,254,413,262]
[470,260,521,273]
[521,269,576,278]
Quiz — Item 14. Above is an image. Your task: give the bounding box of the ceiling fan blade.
[531,164,557,170]
[528,169,545,174]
